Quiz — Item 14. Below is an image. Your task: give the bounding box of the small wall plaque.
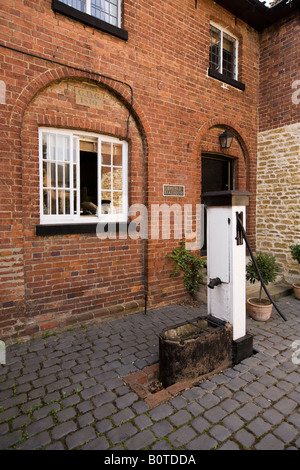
[163,185,185,197]
[75,86,104,110]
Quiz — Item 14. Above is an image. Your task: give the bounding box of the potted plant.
[290,244,300,300]
[246,252,281,321]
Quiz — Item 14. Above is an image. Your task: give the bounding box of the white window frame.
[209,22,239,81]
[39,128,128,225]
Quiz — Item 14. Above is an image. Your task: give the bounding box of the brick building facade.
[0,0,299,340]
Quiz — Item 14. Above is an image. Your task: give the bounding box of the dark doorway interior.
[201,154,234,252]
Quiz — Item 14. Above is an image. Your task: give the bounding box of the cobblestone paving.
[0,296,300,450]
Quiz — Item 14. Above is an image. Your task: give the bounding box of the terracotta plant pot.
[292,283,300,300]
[247,297,273,322]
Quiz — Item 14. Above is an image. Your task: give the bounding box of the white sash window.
[39,128,128,224]
[209,24,238,81]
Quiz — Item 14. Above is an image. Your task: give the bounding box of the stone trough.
[159,316,233,388]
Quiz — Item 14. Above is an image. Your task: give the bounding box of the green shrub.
[290,244,300,265]
[167,241,207,298]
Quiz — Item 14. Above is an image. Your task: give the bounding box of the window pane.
[223,32,235,78]
[42,134,47,160]
[43,190,50,215]
[91,0,119,26]
[51,163,56,188]
[113,144,122,166]
[49,134,56,160]
[65,191,70,214]
[57,135,70,162]
[113,167,122,190]
[58,164,64,188]
[101,192,112,214]
[43,162,50,187]
[209,26,221,72]
[101,142,111,165]
[113,192,122,214]
[73,164,77,188]
[65,163,70,187]
[101,166,111,190]
[51,190,56,215]
[60,0,86,12]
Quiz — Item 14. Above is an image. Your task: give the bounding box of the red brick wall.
[0,0,259,340]
[259,11,300,132]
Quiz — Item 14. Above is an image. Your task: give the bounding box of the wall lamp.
[219,129,234,150]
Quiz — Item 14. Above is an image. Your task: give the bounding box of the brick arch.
[192,117,257,248]
[11,66,154,153]
[192,118,250,166]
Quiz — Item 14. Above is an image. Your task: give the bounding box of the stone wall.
[257,123,300,283]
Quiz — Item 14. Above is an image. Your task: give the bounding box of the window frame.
[39,128,128,226]
[208,22,245,91]
[52,0,128,41]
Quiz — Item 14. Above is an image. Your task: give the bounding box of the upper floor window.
[60,0,120,27]
[209,24,238,81]
[208,24,244,91]
[39,128,128,225]
[52,0,128,41]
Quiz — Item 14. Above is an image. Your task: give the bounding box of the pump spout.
[208,277,222,289]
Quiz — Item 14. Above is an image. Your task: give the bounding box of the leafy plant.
[167,241,207,298]
[290,244,300,265]
[246,252,281,303]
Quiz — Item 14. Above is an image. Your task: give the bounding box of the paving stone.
[209,424,231,442]
[255,434,285,450]
[262,409,284,426]
[273,422,298,444]
[27,416,54,437]
[222,413,244,432]
[149,403,174,421]
[186,402,204,416]
[151,420,174,438]
[274,397,298,414]
[115,392,139,409]
[168,425,197,448]
[186,434,217,450]
[262,386,286,402]
[107,422,137,445]
[111,407,135,426]
[234,429,255,449]
[152,439,172,450]
[18,431,52,450]
[134,414,153,430]
[247,417,272,437]
[65,426,96,449]
[82,436,110,450]
[0,430,22,450]
[51,420,77,440]
[169,410,191,427]
[236,402,261,421]
[125,430,156,450]
[204,405,227,424]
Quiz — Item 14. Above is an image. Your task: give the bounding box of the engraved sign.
[75,86,104,110]
[163,185,185,197]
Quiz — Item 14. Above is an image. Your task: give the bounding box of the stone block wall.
[257,123,300,283]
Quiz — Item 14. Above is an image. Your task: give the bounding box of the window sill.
[52,0,128,41]
[36,222,133,236]
[208,68,245,91]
